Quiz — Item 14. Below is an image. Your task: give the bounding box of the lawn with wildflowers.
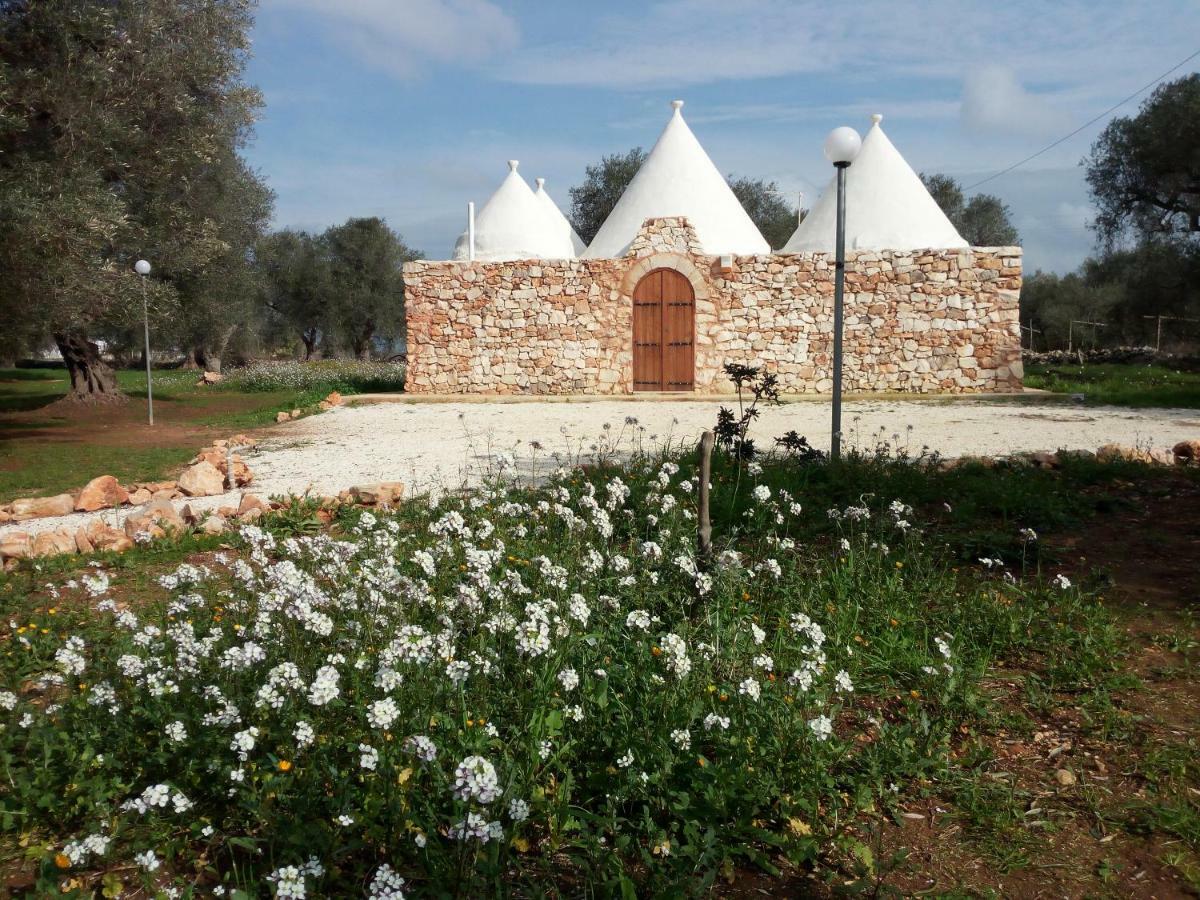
[2,443,1197,897]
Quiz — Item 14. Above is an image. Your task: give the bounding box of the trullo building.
[451,161,576,262]
[783,115,968,253]
[534,178,587,258]
[407,105,1022,396]
[583,101,770,258]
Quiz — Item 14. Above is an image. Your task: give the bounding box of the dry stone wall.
[403,218,1023,395]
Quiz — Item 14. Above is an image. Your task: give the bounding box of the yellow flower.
[55,853,71,869]
[651,646,662,657]
[278,760,292,772]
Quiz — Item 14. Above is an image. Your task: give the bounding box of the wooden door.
[632,269,694,391]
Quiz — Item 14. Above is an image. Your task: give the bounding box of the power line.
[965,48,1200,191]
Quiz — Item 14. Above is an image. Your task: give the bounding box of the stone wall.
[403,218,1023,395]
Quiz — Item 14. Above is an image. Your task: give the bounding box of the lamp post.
[823,126,861,460]
[134,259,154,426]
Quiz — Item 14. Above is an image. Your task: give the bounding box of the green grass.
[1024,362,1200,408]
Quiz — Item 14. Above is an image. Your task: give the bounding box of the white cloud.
[960,65,1061,137]
[266,0,519,78]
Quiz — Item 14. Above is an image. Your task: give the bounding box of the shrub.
[218,360,406,395]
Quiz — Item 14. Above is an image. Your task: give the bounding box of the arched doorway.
[632,268,695,391]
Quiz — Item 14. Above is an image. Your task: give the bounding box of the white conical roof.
[452,161,576,261]
[782,115,968,253]
[583,100,770,258]
[534,178,586,257]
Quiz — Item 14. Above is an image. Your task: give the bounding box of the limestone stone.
[0,531,32,560]
[75,475,130,512]
[74,528,95,554]
[129,488,153,505]
[200,515,227,535]
[275,411,290,423]
[178,461,226,497]
[349,482,406,504]
[11,494,75,519]
[238,494,269,515]
[1173,439,1200,465]
[32,531,76,558]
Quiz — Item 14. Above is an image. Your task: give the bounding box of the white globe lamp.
[133,258,154,424]
[823,127,862,166]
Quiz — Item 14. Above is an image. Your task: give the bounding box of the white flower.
[294,721,316,749]
[659,633,691,678]
[508,798,530,822]
[269,864,307,899]
[809,715,833,741]
[1053,573,1072,589]
[450,811,503,843]
[165,721,187,742]
[616,750,634,768]
[405,734,437,762]
[738,678,761,701]
[368,863,407,900]
[750,623,766,645]
[306,665,340,706]
[834,670,854,693]
[359,744,379,771]
[135,850,160,871]
[0,691,17,711]
[752,484,771,502]
[703,713,730,731]
[445,660,471,685]
[336,814,355,827]
[625,610,651,631]
[453,755,500,804]
[558,668,579,691]
[367,698,400,730]
[230,726,259,761]
[670,729,691,751]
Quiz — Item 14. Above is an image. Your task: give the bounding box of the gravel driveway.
[7,397,1199,539]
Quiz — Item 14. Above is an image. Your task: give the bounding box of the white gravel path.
[6,397,1199,539]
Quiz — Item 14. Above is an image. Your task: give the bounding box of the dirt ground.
[855,474,1200,897]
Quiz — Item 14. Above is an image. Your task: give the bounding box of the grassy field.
[0,362,404,504]
[1024,361,1200,408]
[1,450,1196,897]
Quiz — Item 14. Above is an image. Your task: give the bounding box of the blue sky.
[244,0,1200,273]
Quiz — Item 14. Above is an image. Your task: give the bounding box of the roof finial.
[671,99,684,112]
[871,113,883,125]
[535,177,545,189]
[507,159,519,171]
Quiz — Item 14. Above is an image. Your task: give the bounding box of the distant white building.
[783,115,968,253]
[451,160,576,262]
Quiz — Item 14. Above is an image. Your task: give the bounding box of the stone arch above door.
[619,253,709,305]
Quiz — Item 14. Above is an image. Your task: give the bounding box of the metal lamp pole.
[823,126,862,461]
[135,259,153,425]
[831,161,849,460]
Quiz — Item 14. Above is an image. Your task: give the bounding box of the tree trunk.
[355,324,374,361]
[301,328,319,361]
[181,348,202,369]
[53,331,124,403]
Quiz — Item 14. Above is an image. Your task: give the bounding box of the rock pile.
[273,391,346,424]
[0,435,257,526]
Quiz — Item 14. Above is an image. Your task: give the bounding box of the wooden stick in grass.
[697,429,714,567]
